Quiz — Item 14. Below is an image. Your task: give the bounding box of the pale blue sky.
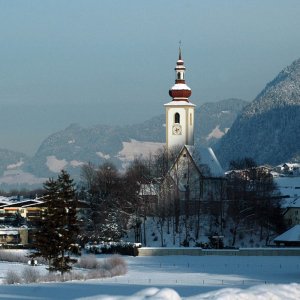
[1,0,300,155]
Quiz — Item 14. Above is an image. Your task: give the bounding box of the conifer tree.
[31,178,60,269]
[32,170,79,274]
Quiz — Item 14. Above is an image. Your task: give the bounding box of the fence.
[138,247,300,256]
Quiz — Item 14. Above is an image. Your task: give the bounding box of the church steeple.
[165,48,195,150]
[169,48,192,101]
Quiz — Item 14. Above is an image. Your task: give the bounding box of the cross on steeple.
[179,40,182,60]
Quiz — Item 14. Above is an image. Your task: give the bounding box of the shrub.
[85,241,140,256]
[83,255,127,279]
[61,271,85,282]
[22,267,40,283]
[0,250,45,265]
[69,271,85,281]
[85,269,110,279]
[101,255,127,276]
[42,272,60,282]
[3,254,127,285]
[0,250,28,264]
[5,270,22,284]
[76,255,99,269]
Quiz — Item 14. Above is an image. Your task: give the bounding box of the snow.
[1,254,300,299]
[46,156,68,173]
[46,156,85,173]
[185,145,224,177]
[6,159,24,170]
[0,170,46,185]
[117,140,164,169]
[164,101,196,107]
[170,83,191,91]
[70,160,85,167]
[275,176,300,209]
[274,225,300,242]
[96,152,111,160]
[0,229,19,235]
[206,125,226,141]
[275,176,300,199]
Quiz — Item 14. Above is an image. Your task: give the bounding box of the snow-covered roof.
[275,176,300,199]
[281,163,300,168]
[281,197,300,209]
[185,145,224,177]
[0,229,19,235]
[274,225,300,242]
[164,100,195,107]
[0,198,43,208]
[170,83,191,90]
[21,200,44,208]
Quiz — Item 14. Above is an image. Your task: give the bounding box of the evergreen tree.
[31,178,59,269]
[32,170,79,274]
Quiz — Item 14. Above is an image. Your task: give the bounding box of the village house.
[275,175,300,227]
[274,163,300,176]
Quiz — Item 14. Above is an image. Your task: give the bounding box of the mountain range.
[214,58,300,168]
[2,56,300,190]
[0,98,247,189]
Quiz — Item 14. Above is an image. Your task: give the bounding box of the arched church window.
[177,72,181,80]
[175,113,180,124]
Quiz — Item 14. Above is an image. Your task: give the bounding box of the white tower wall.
[164,48,196,151]
[165,102,195,150]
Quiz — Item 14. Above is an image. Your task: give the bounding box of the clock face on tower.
[172,124,182,135]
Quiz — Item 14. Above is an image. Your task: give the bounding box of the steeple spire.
[179,45,182,61]
[168,47,192,101]
[178,40,182,60]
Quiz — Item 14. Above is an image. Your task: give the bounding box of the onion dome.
[169,47,192,101]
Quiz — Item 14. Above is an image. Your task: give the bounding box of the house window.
[175,113,180,124]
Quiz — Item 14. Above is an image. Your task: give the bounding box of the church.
[160,48,225,215]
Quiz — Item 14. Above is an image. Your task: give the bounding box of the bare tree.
[226,159,285,246]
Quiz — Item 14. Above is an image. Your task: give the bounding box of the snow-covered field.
[0,256,300,300]
[1,254,300,299]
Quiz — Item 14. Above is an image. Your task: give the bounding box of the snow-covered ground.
[1,254,300,299]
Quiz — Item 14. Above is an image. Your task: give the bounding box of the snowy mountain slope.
[0,98,246,188]
[25,98,246,178]
[0,148,28,176]
[215,58,300,169]
[195,98,247,146]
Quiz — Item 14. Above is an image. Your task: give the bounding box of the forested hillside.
[215,58,300,169]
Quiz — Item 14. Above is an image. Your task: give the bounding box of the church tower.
[165,48,195,150]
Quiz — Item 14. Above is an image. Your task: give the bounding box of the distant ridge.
[215,58,300,168]
[0,98,247,189]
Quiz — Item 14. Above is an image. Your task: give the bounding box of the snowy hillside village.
[1,50,300,252]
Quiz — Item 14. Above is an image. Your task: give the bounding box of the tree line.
[32,151,285,274]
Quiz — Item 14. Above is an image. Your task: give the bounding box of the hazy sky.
[1,0,300,155]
